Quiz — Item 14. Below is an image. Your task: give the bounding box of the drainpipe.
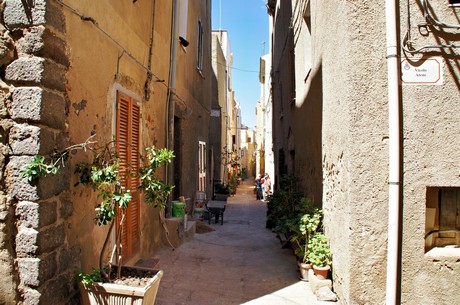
[385,0,401,304]
[166,0,179,214]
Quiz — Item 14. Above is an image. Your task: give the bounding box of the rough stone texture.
[0,23,15,67]
[17,26,68,66]
[0,250,17,305]
[40,272,77,305]
[316,286,337,302]
[8,122,64,156]
[58,246,80,273]
[3,0,66,33]
[5,57,66,91]
[16,227,39,256]
[11,87,66,129]
[23,288,41,305]
[0,119,14,144]
[16,201,57,229]
[0,191,8,222]
[6,155,69,201]
[37,224,65,254]
[6,155,39,201]
[36,169,69,200]
[0,82,11,119]
[59,193,73,219]
[308,269,332,294]
[3,0,47,27]
[8,123,41,155]
[17,252,57,287]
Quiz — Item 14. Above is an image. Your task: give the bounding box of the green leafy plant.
[22,137,175,283]
[266,175,315,234]
[139,147,175,209]
[214,182,230,194]
[21,136,97,183]
[307,233,332,267]
[291,209,322,263]
[77,268,104,285]
[229,173,238,195]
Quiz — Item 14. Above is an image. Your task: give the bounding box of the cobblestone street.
[154,181,331,305]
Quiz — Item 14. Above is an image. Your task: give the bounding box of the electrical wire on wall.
[56,0,190,111]
[402,0,460,53]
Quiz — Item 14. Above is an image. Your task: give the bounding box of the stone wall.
[0,0,79,304]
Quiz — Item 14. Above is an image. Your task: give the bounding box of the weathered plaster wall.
[316,0,460,304]
[271,0,293,182]
[211,32,227,182]
[398,2,460,304]
[62,0,173,270]
[173,0,212,200]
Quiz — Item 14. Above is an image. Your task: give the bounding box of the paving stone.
[154,181,336,305]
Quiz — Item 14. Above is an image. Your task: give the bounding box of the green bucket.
[172,201,185,218]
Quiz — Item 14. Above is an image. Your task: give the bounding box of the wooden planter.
[79,267,163,305]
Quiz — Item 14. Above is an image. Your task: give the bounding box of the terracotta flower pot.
[313,264,330,280]
[298,262,312,281]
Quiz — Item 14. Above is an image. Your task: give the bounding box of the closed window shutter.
[116,91,140,258]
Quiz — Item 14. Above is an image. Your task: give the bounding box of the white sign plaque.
[401,57,443,85]
[210,109,221,117]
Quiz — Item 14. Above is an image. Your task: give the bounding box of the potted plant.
[22,137,174,304]
[290,208,322,280]
[213,182,230,201]
[229,172,238,195]
[307,233,332,280]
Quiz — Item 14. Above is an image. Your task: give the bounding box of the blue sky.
[211,0,269,129]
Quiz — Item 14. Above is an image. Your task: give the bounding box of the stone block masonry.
[0,1,79,304]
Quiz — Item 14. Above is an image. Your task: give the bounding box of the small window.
[425,187,460,253]
[197,19,204,70]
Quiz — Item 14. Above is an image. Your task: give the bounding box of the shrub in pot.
[307,233,332,280]
[22,137,174,304]
[214,182,230,201]
[290,209,322,280]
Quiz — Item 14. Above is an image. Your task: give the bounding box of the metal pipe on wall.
[166,0,179,216]
[385,0,402,304]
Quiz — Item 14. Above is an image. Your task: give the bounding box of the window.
[425,187,460,253]
[116,91,141,258]
[197,19,204,70]
[449,0,460,7]
[198,141,206,191]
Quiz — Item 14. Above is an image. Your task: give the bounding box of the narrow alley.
[154,181,332,305]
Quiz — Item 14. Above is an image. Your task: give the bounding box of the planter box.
[79,267,163,305]
[214,193,229,201]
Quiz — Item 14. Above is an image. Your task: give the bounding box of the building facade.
[268,0,460,304]
[0,0,212,303]
[256,52,275,183]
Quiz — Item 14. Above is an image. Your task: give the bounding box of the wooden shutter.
[116,91,140,258]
